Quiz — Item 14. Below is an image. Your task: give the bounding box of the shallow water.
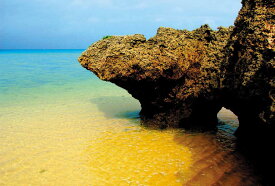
[0,50,260,185]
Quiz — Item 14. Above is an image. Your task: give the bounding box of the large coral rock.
[222,0,274,135]
[79,25,232,129]
[78,0,274,133]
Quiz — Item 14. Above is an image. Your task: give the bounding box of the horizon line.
[0,48,86,50]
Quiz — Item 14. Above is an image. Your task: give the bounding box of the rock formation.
[79,25,233,129]
[222,0,274,136]
[78,0,274,133]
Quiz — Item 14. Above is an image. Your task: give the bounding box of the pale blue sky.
[1,0,242,49]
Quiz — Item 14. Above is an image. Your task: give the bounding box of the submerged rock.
[78,0,274,133]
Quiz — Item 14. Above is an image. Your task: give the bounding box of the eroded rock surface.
[222,0,274,135]
[78,0,274,132]
[79,25,233,129]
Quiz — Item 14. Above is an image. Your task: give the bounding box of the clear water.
[0,50,260,185]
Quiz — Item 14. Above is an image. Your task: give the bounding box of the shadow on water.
[173,115,274,185]
[234,127,275,186]
[90,96,141,119]
[173,121,263,185]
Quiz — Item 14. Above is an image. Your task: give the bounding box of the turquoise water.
[0,49,118,106]
[0,49,90,93]
[0,50,85,87]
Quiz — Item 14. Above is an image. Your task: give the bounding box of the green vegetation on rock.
[102,35,113,40]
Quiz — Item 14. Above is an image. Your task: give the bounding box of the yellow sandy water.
[87,130,192,185]
[0,81,194,186]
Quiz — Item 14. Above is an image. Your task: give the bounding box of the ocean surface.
[0,49,260,185]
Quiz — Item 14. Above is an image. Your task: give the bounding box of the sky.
[0,0,242,49]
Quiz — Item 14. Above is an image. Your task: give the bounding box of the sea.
[0,49,261,185]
